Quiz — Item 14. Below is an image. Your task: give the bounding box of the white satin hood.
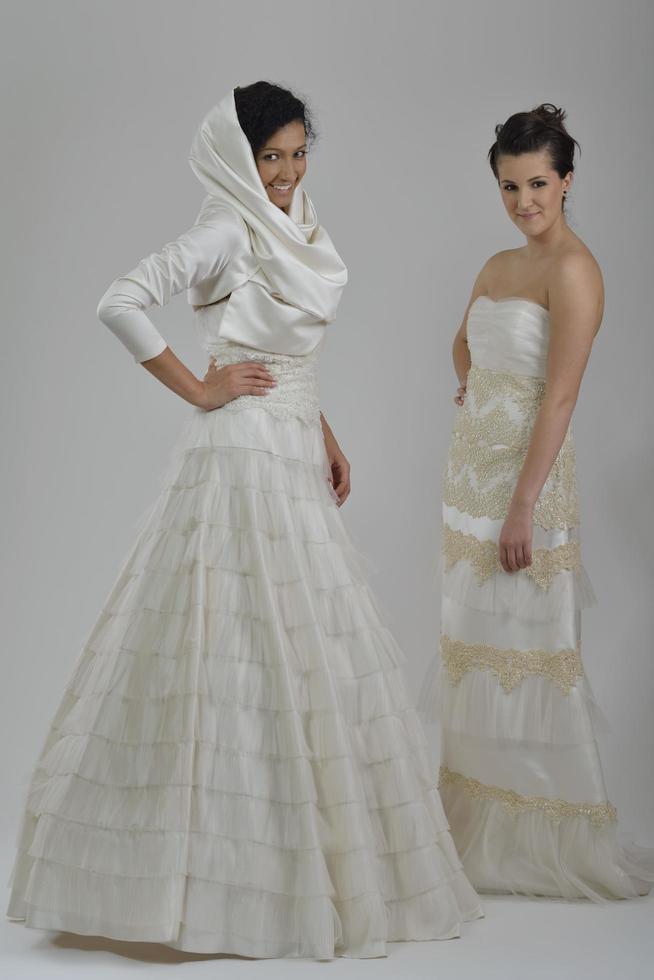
[188,88,347,322]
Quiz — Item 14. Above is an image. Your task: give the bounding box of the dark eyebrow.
[501,175,549,183]
[259,144,307,153]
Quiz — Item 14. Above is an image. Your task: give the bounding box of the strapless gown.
[418,295,654,900]
[5,302,482,960]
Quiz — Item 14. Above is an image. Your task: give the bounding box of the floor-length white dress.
[6,312,483,958]
[418,295,654,901]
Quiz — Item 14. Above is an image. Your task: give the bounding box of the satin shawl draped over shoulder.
[187,88,348,352]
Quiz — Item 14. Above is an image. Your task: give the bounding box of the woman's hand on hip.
[199,357,276,411]
[498,501,534,572]
[454,384,466,406]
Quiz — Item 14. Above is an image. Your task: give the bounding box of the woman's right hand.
[454,384,466,406]
[198,356,277,411]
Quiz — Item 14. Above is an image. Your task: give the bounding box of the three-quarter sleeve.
[96,205,244,362]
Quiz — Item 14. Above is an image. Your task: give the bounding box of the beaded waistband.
[205,339,321,426]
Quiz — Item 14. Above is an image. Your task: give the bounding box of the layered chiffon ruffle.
[6,403,482,958]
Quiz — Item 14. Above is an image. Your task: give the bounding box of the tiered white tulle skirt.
[6,387,482,958]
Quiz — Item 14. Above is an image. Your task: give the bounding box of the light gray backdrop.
[2,0,653,851]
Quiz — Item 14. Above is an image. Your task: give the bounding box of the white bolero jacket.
[96,195,339,363]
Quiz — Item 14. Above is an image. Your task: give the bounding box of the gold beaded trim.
[440,634,583,694]
[442,524,581,590]
[439,766,617,829]
[444,366,579,530]
[465,364,547,420]
[443,450,579,531]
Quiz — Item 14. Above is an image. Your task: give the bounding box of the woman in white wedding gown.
[6,81,482,959]
[418,103,654,901]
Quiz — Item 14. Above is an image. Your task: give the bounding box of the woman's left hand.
[320,414,351,506]
[498,501,534,572]
[327,442,351,506]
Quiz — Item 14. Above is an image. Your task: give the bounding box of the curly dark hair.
[488,104,581,209]
[233,81,316,157]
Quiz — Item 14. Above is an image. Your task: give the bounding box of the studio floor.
[2,847,652,980]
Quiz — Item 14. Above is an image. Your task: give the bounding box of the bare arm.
[452,262,492,399]
[452,321,471,390]
[499,253,603,572]
[138,346,202,406]
[139,346,276,411]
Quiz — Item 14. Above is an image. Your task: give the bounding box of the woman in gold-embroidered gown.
[418,104,654,900]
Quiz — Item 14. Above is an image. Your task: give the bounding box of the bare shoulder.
[471,248,520,296]
[483,247,522,278]
[487,247,523,265]
[549,241,604,321]
[552,241,603,291]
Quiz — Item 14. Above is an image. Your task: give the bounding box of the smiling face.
[254,120,308,212]
[497,149,572,237]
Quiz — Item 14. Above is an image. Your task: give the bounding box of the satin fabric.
[97,88,347,362]
[188,89,348,322]
[96,204,247,363]
[466,296,550,376]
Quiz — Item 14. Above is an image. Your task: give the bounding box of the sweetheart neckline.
[471,295,550,316]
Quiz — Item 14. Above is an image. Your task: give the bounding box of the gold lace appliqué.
[440,634,583,693]
[444,365,579,530]
[442,524,581,589]
[439,766,618,828]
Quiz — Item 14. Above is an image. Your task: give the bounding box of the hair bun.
[531,103,567,131]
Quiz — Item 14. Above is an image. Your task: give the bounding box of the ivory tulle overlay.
[6,329,482,959]
[417,296,654,901]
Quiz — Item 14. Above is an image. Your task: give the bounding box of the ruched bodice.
[466,296,550,379]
